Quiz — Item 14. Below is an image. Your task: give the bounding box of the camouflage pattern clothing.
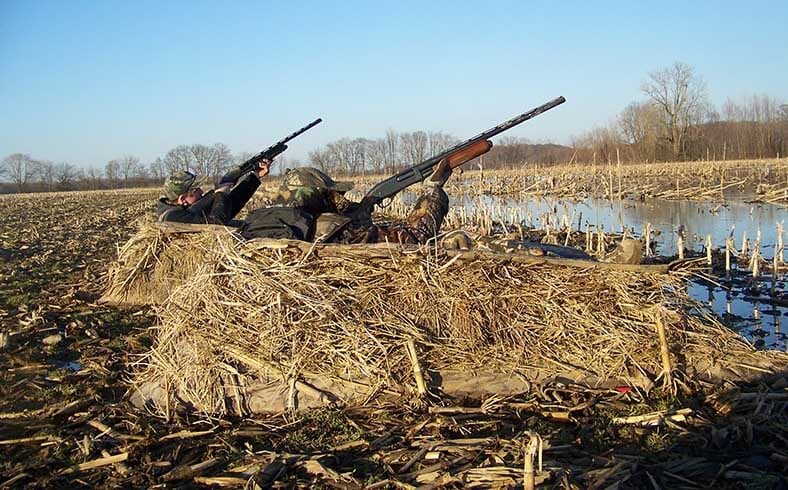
[156,169,261,225]
[272,186,348,215]
[280,167,354,193]
[472,235,642,263]
[163,170,197,200]
[273,167,450,245]
[273,186,449,244]
[272,168,356,215]
[330,188,449,245]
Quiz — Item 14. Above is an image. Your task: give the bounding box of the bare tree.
[56,162,80,191]
[105,160,120,189]
[348,138,370,175]
[189,145,214,177]
[427,131,456,158]
[116,155,140,188]
[367,138,388,174]
[1,153,36,192]
[308,148,331,173]
[162,145,193,174]
[212,143,234,177]
[713,95,788,159]
[618,101,662,162]
[400,131,428,165]
[572,124,622,164]
[160,144,233,181]
[325,139,352,175]
[191,143,233,180]
[149,158,166,182]
[641,62,709,159]
[133,162,150,182]
[487,136,530,167]
[85,166,103,190]
[35,160,56,192]
[384,129,400,173]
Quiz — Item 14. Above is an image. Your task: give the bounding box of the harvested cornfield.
[119,224,788,418]
[5,190,786,488]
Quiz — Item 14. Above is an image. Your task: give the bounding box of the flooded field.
[378,182,787,351]
[455,193,787,350]
[2,184,787,488]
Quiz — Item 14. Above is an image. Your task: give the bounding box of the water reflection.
[453,194,787,350]
[458,194,785,257]
[688,281,786,351]
[53,360,82,372]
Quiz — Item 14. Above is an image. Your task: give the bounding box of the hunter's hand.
[214,183,232,193]
[427,158,453,188]
[257,159,272,178]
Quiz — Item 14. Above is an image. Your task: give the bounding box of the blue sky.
[1,0,786,168]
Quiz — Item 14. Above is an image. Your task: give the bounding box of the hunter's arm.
[218,167,244,187]
[223,172,262,219]
[156,196,216,224]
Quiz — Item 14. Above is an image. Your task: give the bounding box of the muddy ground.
[1,189,787,489]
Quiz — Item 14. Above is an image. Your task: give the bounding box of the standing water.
[452,194,787,350]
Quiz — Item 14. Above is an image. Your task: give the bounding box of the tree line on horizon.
[572,62,788,164]
[2,62,786,194]
[0,145,247,194]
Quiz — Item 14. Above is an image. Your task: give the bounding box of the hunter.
[156,159,271,225]
[243,160,454,244]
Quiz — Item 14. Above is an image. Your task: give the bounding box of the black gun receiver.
[238,118,323,175]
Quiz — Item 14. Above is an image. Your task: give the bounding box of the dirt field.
[1,187,787,489]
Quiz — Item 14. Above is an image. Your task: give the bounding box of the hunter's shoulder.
[156,196,178,212]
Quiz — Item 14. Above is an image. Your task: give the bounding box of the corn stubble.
[1,162,786,488]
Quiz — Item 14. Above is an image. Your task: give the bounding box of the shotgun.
[357,96,565,214]
[236,118,323,177]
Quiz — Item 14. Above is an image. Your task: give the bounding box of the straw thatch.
[100,221,236,305]
[117,224,788,417]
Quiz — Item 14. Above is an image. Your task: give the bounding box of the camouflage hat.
[163,170,197,200]
[282,167,354,193]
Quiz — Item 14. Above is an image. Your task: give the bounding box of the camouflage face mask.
[282,168,354,193]
[276,186,327,210]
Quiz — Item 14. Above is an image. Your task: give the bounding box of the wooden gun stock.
[446,139,492,168]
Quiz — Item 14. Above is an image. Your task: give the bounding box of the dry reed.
[100,220,226,305]
[349,158,788,202]
[120,224,788,417]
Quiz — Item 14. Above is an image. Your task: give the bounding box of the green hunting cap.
[164,170,197,200]
[282,167,354,193]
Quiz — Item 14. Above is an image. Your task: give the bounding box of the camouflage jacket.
[273,184,449,245]
[329,188,449,245]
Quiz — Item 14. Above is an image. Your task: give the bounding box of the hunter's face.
[178,188,203,205]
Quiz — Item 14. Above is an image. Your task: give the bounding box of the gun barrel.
[236,117,323,176]
[361,97,565,207]
[444,96,565,157]
[278,118,323,146]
